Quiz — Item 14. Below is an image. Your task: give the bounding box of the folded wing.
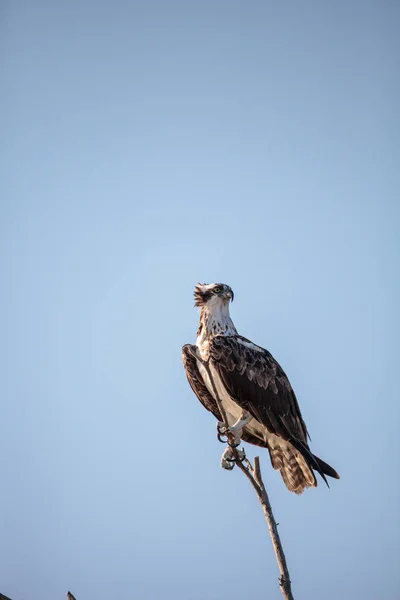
[209,335,334,488]
[209,336,309,443]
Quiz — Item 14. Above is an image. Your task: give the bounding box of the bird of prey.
[182,283,339,494]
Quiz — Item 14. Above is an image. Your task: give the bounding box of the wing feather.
[182,344,222,420]
[210,335,309,443]
[209,335,331,486]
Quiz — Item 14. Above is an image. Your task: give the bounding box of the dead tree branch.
[236,458,294,600]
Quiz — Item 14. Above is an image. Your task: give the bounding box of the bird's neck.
[196,303,237,346]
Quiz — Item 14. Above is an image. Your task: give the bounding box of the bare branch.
[254,458,294,600]
[254,455,262,482]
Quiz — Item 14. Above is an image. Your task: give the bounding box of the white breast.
[196,359,242,426]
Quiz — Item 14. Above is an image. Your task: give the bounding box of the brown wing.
[209,334,333,485]
[181,344,267,448]
[209,335,310,444]
[182,344,222,420]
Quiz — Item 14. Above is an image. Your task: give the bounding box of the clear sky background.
[1,1,399,599]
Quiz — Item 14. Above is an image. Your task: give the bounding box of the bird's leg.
[219,411,251,469]
[227,411,253,447]
[216,411,252,445]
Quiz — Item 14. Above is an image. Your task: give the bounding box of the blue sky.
[1,1,399,599]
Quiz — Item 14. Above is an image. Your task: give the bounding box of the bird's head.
[194,283,234,308]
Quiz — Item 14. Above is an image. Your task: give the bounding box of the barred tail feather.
[268,444,317,494]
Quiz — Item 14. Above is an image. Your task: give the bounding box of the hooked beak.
[225,289,234,302]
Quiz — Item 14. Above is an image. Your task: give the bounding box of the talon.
[228,440,240,449]
[226,455,237,463]
[217,421,228,443]
[235,448,246,462]
[221,459,235,470]
[221,446,235,469]
[217,421,228,434]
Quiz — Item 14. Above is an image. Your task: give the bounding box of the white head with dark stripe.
[194,283,237,342]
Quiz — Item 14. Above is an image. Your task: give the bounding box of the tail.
[312,454,340,480]
[268,441,339,494]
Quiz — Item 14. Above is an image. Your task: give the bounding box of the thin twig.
[253,457,294,600]
[190,346,295,600]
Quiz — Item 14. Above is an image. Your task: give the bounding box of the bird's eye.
[214,286,222,294]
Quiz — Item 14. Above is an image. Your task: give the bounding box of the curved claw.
[233,448,246,463]
[227,440,241,449]
[217,421,229,443]
[226,447,246,463]
[223,462,235,471]
[235,453,246,463]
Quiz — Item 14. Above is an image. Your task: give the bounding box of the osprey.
[182,283,339,494]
